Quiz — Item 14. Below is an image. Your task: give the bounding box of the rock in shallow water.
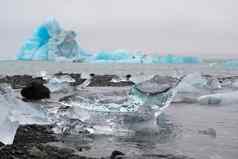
[21,82,50,100]
[0,123,194,158]
[0,143,97,159]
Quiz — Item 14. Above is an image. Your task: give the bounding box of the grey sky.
[1,0,238,59]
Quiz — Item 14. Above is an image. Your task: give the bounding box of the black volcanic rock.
[0,75,46,89]
[13,125,58,145]
[88,75,134,87]
[0,141,4,147]
[21,82,50,100]
[110,150,125,159]
[0,143,97,159]
[126,74,132,81]
[0,123,195,159]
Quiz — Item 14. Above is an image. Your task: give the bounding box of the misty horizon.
[1,0,238,59]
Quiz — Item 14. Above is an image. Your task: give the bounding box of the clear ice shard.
[57,75,181,134]
[46,75,75,93]
[0,84,48,144]
[198,91,238,105]
[172,73,222,103]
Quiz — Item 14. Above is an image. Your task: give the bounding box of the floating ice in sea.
[173,73,223,103]
[224,60,238,69]
[46,75,75,93]
[16,18,202,64]
[89,50,144,64]
[198,91,238,105]
[0,84,48,144]
[17,18,85,61]
[57,75,181,134]
[152,54,201,64]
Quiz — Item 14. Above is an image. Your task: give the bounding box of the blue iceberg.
[89,50,144,63]
[152,54,201,64]
[17,18,86,61]
[17,18,201,64]
[224,60,238,69]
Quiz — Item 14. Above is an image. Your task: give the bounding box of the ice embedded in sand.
[0,84,48,144]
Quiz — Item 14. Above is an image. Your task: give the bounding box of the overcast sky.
[1,0,238,59]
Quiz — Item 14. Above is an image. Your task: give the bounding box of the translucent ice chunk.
[46,75,75,93]
[0,84,48,144]
[198,91,238,105]
[57,75,181,135]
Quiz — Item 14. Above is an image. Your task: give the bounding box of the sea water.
[0,61,237,159]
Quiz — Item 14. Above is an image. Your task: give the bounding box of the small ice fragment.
[198,91,238,105]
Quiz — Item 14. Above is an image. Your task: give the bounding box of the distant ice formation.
[17,18,201,64]
[224,60,238,69]
[17,17,88,61]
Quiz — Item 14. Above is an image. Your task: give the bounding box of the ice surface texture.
[0,84,48,144]
[17,18,201,64]
[17,18,87,61]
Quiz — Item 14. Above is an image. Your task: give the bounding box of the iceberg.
[17,17,86,61]
[224,60,238,69]
[152,54,201,64]
[89,50,145,64]
[16,18,202,64]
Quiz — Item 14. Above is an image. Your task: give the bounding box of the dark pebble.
[21,82,50,100]
[110,150,125,159]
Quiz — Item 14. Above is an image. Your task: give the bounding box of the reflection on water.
[60,102,238,159]
[62,113,182,157]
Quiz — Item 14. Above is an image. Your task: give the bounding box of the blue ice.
[224,60,238,69]
[17,18,84,61]
[17,18,201,64]
[153,54,201,64]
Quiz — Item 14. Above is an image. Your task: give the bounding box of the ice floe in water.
[56,75,181,134]
[17,17,88,61]
[224,60,238,69]
[16,18,202,64]
[198,91,238,105]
